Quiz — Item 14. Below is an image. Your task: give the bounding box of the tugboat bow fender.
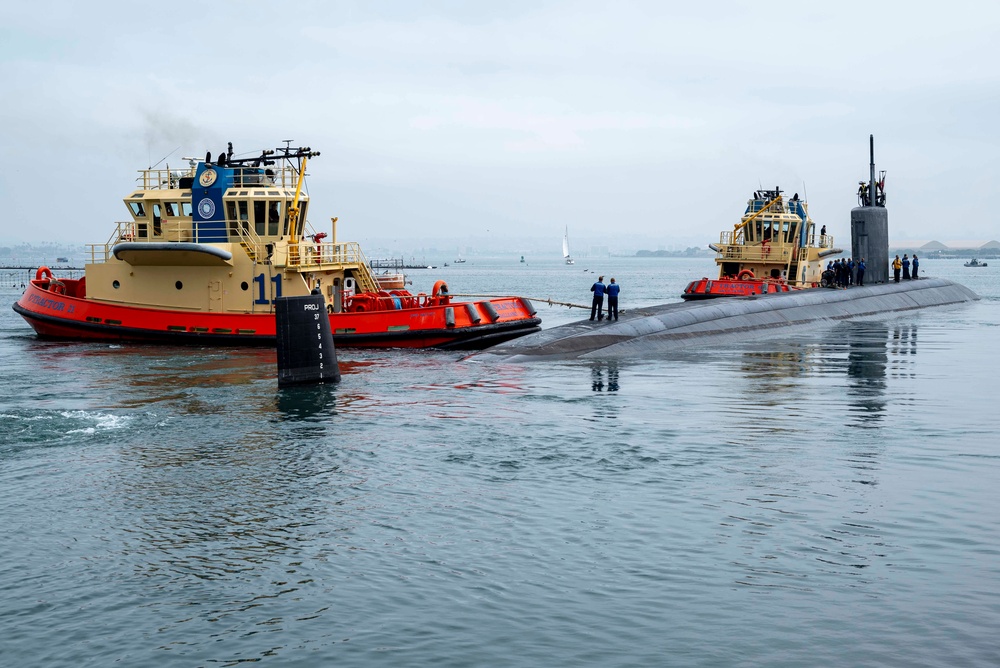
[112,242,234,266]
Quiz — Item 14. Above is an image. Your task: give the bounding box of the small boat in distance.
[563,226,575,265]
[454,258,466,264]
[965,258,988,267]
[682,187,842,300]
[13,144,541,349]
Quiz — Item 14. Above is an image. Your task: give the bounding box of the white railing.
[133,164,302,190]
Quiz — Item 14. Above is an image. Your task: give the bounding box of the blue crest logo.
[197,198,216,219]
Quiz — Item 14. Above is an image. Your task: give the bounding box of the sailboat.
[563,226,575,265]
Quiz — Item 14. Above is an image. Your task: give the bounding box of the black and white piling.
[850,135,890,284]
[275,295,341,386]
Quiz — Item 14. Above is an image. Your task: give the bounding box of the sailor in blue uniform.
[606,278,620,321]
[857,258,866,286]
[590,276,606,321]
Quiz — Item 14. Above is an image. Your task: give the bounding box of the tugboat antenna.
[150,146,180,170]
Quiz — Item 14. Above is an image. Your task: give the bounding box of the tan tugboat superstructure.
[682,187,843,299]
[14,145,541,348]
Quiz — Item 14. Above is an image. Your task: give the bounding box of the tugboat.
[964,258,988,267]
[13,144,541,349]
[682,187,842,300]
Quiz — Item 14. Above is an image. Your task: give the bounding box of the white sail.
[563,226,574,264]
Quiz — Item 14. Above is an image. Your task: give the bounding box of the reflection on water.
[590,361,620,392]
[275,384,338,420]
[889,323,918,378]
[845,323,891,427]
[730,322,918,429]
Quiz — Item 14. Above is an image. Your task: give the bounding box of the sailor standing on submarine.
[590,276,607,321]
[606,278,620,321]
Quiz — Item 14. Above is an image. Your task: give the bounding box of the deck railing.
[86,223,383,292]
[285,241,380,293]
[133,165,302,190]
[87,220,256,263]
[717,232,836,252]
[715,244,794,263]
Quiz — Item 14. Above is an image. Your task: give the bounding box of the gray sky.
[2,0,998,252]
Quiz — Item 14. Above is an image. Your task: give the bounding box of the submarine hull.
[472,278,979,362]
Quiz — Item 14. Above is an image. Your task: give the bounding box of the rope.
[446,293,592,310]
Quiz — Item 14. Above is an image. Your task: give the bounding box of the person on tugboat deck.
[590,276,606,321]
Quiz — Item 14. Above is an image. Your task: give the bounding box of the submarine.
[470,278,978,362]
[473,136,980,363]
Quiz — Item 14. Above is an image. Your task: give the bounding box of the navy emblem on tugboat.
[197,198,216,218]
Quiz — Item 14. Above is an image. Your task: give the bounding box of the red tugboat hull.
[681,277,799,300]
[13,277,540,350]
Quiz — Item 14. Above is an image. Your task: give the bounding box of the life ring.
[36,266,53,282]
[737,269,755,281]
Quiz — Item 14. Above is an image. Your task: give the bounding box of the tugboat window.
[238,201,249,234]
[152,204,162,236]
[181,202,192,216]
[253,200,266,235]
[285,201,308,237]
[129,201,146,217]
[226,201,238,238]
[241,281,249,291]
[175,281,183,290]
[112,280,120,289]
[268,201,282,236]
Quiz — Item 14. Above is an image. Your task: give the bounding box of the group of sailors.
[857,180,887,207]
[589,276,620,322]
[827,257,866,287]
[892,254,918,282]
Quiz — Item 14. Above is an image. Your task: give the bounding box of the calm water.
[2,257,999,667]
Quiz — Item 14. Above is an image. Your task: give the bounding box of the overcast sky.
[2,0,998,252]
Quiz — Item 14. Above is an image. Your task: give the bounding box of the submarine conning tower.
[850,134,889,284]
